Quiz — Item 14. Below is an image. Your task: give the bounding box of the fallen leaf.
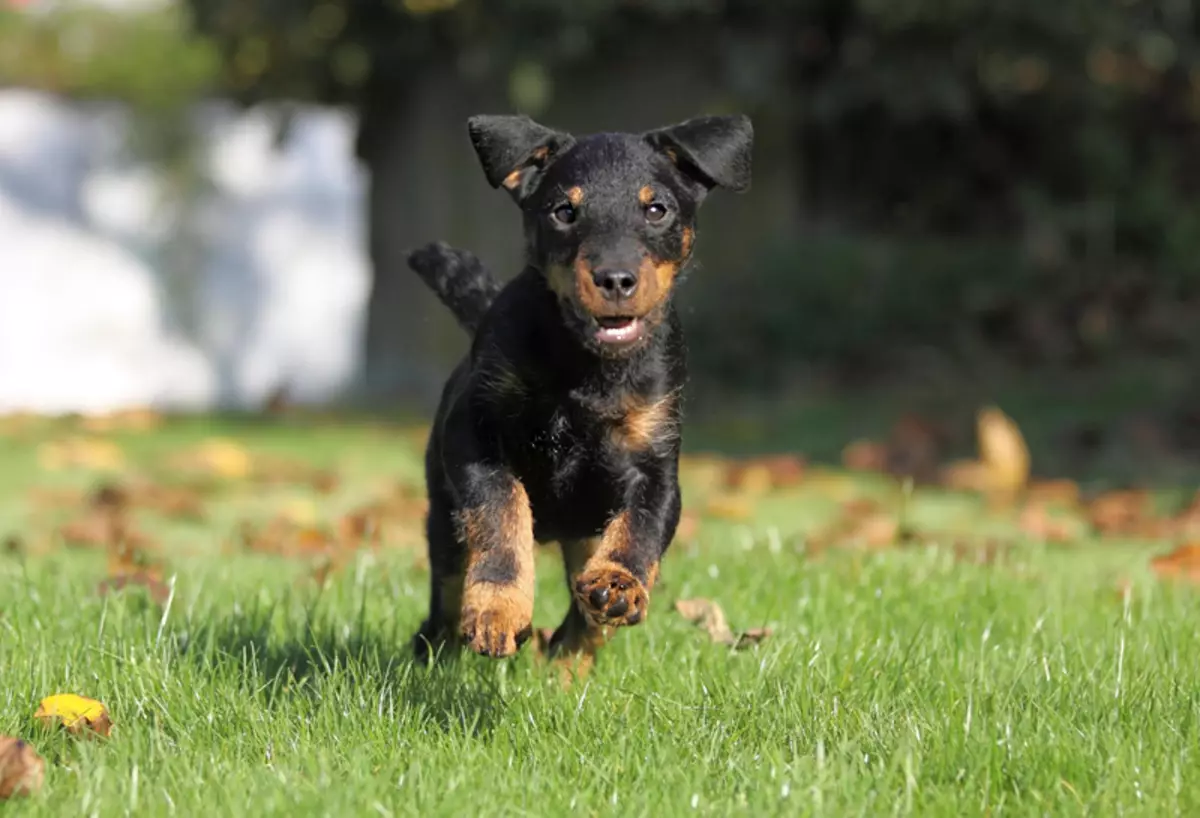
[1017,503,1078,543]
[674,598,771,649]
[976,406,1030,498]
[841,439,888,472]
[949,537,1009,566]
[938,459,992,492]
[1087,489,1153,537]
[809,507,900,552]
[97,571,170,606]
[37,437,125,472]
[1026,479,1081,508]
[1150,542,1200,583]
[724,454,806,494]
[173,438,252,479]
[34,694,113,737]
[0,737,44,799]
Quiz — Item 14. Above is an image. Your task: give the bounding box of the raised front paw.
[460,595,533,658]
[573,565,648,627]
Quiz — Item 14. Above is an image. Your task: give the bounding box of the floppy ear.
[466,114,575,204]
[643,114,754,196]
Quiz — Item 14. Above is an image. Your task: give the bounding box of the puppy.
[407,112,753,672]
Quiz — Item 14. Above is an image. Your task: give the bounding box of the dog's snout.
[592,268,639,301]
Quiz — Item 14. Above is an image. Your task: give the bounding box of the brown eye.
[645,202,668,223]
[552,203,577,225]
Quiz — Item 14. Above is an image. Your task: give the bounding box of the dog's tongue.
[596,318,640,344]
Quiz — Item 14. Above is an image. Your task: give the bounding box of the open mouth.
[595,316,643,346]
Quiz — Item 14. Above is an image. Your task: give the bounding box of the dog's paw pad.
[573,566,648,627]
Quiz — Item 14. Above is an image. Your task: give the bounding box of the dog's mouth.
[594,316,644,346]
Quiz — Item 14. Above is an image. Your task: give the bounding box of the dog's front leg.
[454,466,537,657]
[571,465,679,629]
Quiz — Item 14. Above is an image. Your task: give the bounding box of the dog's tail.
[406,242,502,335]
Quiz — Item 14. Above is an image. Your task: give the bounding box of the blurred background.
[4,0,1200,478]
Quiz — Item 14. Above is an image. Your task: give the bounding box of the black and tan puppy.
[407,112,753,673]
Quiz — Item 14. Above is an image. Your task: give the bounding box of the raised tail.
[406,241,502,335]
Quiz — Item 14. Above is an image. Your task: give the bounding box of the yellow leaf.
[36,437,125,472]
[0,736,44,799]
[34,694,113,737]
[193,438,252,478]
[976,406,1031,500]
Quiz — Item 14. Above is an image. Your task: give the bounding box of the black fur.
[407,113,753,667]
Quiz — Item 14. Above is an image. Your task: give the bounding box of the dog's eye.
[645,203,668,223]
[551,203,577,225]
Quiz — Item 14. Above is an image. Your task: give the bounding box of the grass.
[1,412,1199,816]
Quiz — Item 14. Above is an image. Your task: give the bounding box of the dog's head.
[467,113,753,356]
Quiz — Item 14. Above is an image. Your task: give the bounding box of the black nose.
[592,269,639,300]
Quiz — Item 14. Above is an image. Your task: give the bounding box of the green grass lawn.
[1,413,1199,816]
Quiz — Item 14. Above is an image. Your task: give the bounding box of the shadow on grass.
[174,605,505,738]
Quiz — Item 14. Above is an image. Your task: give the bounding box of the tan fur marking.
[682,226,694,256]
[638,185,655,205]
[457,480,536,656]
[567,185,585,206]
[501,146,551,192]
[572,257,609,316]
[611,391,678,452]
[646,561,661,591]
[501,168,523,191]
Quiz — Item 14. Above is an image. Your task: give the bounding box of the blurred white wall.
[0,90,371,414]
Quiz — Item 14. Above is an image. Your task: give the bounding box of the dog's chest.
[510,395,639,538]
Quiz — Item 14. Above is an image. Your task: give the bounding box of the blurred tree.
[7,0,1200,395]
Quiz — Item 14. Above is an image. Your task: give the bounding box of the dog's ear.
[644,114,753,197]
[467,114,575,204]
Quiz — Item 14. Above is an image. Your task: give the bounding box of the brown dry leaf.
[1087,489,1153,537]
[842,439,888,472]
[949,537,1009,566]
[724,454,806,494]
[1150,543,1200,583]
[37,436,125,472]
[97,570,170,607]
[34,694,113,738]
[938,459,992,492]
[0,736,44,799]
[1018,503,1078,544]
[1026,479,1082,508]
[674,598,771,649]
[810,507,900,552]
[847,513,901,549]
[88,479,207,522]
[1169,492,1200,539]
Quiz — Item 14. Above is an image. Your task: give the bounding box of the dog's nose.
[592,269,639,300]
